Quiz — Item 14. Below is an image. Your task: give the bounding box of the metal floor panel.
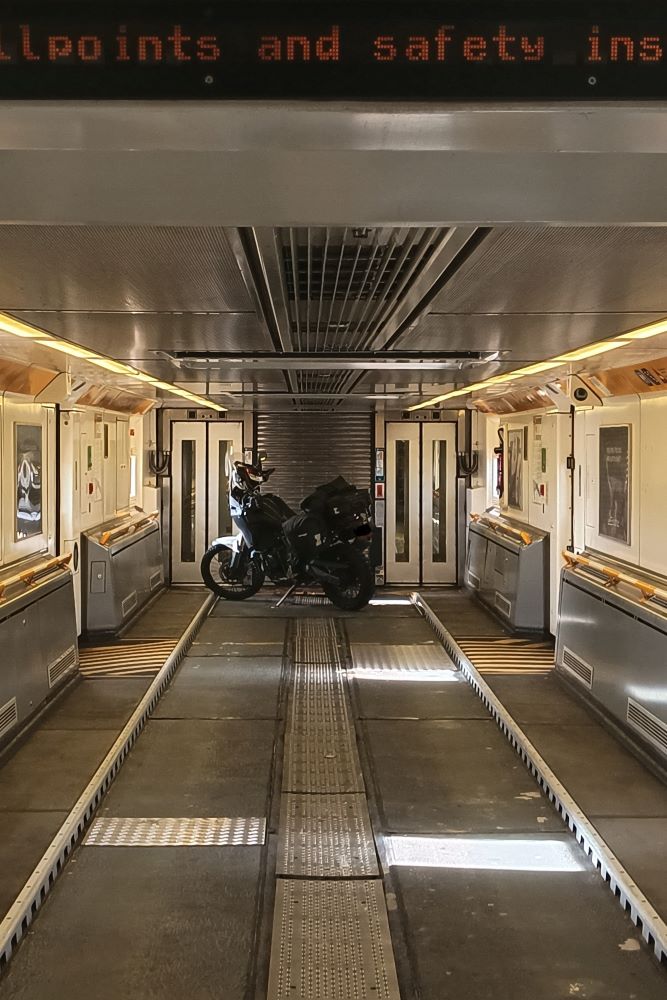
[282,732,365,794]
[84,815,266,847]
[0,845,263,1000]
[267,880,400,1000]
[194,617,288,645]
[277,794,378,878]
[154,656,283,721]
[346,617,438,646]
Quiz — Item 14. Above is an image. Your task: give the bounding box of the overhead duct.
[206,225,484,407]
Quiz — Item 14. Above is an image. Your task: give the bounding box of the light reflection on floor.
[368,598,413,606]
[349,667,460,683]
[386,835,584,872]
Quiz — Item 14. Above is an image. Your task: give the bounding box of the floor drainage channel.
[411,591,667,964]
[0,592,217,970]
[267,617,400,1000]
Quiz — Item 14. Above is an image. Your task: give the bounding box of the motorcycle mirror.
[258,450,268,463]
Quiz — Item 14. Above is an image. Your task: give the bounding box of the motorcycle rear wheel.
[321,544,375,611]
[201,544,265,600]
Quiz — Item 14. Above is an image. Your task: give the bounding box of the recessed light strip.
[408,317,667,411]
[0,313,225,411]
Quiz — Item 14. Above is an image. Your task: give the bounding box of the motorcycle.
[200,454,375,611]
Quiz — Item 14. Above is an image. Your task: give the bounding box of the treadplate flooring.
[277,794,378,877]
[84,816,266,847]
[268,880,400,1000]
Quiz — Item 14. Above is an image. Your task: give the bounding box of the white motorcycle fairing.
[210,534,241,552]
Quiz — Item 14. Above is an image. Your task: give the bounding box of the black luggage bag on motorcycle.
[300,476,372,542]
[282,511,326,565]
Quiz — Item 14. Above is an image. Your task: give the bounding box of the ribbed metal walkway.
[268,618,400,1000]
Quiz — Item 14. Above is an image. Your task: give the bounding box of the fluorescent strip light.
[619,319,667,341]
[36,339,96,360]
[555,341,625,363]
[408,382,488,411]
[0,315,45,339]
[89,357,138,375]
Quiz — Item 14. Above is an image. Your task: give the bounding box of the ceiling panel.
[0,226,251,311]
[430,227,667,315]
[11,311,272,359]
[403,312,658,360]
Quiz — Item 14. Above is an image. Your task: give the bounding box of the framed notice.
[15,423,42,540]
[599,425,630,544]
[507,428,524,510]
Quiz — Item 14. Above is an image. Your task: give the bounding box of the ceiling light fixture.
[36,339,97,360]
[619,318,667,341]
[0,315,48,339]
[0,311,226,412]
[554,341,625,363]
[408,316,667,411]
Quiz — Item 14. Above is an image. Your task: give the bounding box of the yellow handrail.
[562,550,664,603]
[0,553,72,602]
[99,511,159,547]
[470,513,533,546]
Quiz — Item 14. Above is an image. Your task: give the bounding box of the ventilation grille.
[627,698,667,757]
[283,241,431,305]
[48,644,78,688]
[277,226,448,357]
[121,591,138,618]
[560,646,594,689]
[0,697,18,740]
[495,593,512,617]
[149,570,163,592]
[468,571,481,590]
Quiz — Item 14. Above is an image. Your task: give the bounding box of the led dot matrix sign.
[1,2,666,100]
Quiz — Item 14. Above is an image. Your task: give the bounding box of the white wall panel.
[639,394,667,576]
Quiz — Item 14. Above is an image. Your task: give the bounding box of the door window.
[395,439,411,563]
[180,440,197,563]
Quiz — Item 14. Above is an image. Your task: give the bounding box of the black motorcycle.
[200,455,375,611]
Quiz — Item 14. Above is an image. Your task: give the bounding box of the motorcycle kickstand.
[273,583,298,609]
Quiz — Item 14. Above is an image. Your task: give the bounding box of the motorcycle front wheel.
[201,544,265,600]
[321,544,375,611]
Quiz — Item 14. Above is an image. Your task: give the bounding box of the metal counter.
[465,509,549,632]
[0,555,78,746]
[82,512,164,635]
[556,553,667,765]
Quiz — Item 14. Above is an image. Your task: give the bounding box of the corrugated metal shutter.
[256,412,372,512]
